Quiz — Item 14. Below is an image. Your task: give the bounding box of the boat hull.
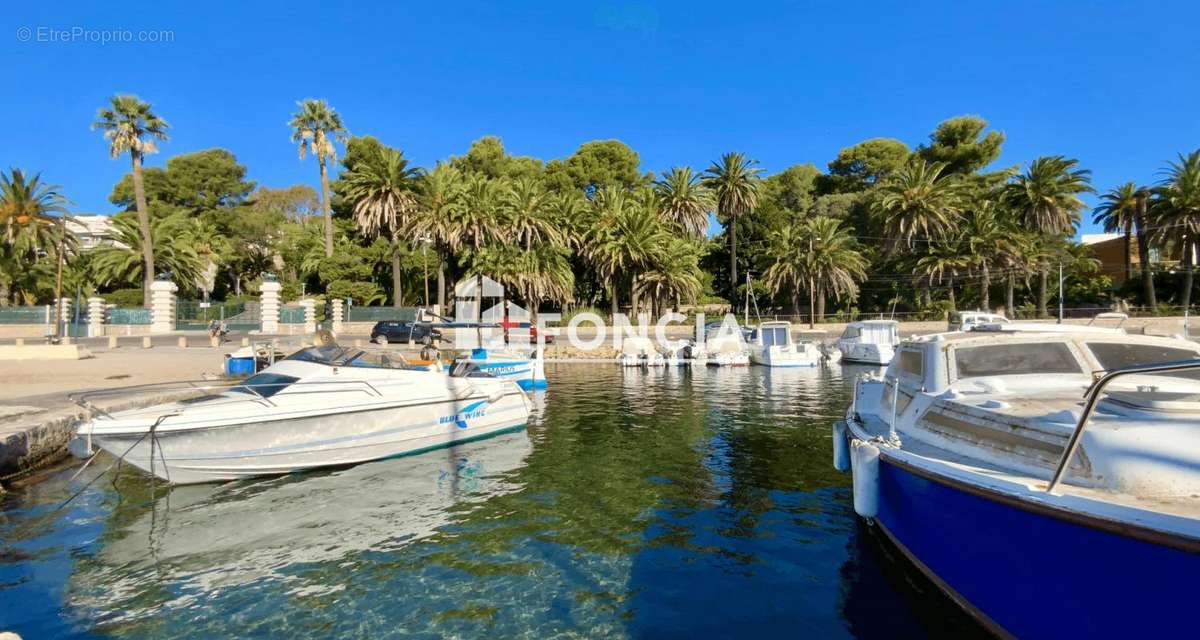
[90,394,530,484]
[870,455,1199,638]
[749,346,820,367]
[837,342,893,365]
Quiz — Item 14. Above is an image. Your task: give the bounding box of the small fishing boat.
[456,344,548,390]
[747,321,823,367]
[74,344,531,484]
[836,319,899,365]
[834,327,1200,638]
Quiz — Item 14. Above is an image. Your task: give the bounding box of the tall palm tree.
[871,158,965,249]
[182,217,230,301]
[1002,155,1093,316]
[341,146,423,306]
[1092,182,1139,282]
[289,99,347,259]
[92,95,169,306]
[763,216,867,328]
[654,167,712,238]
[701,152,762,292]
[587,187,666,316]
[914,239,970,311]
[1154,150,1200,311]
[414,163,466,311]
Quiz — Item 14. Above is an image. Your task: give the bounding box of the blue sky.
[4,1,1198,236]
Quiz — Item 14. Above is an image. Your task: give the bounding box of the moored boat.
[75,344,531,484]
[836,320,899,365]
[834,327,1200,638]
[747,321,822,367]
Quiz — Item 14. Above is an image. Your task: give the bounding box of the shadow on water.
[1,363,986,639]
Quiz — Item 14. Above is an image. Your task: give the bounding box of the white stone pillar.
[300,298,316,334]
[87,297,106,337]
[331,299,344,334]
[260,281,282,334]
[59,298,72,323]
[150,280,178,334]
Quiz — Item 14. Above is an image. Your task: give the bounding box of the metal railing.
[1047,357,1200,493]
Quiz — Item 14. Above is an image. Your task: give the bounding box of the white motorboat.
[617,336,665,367]
[704,324,750,366]
[835,327,1200,637]
[836,320,899,365]
[660,340,690,366]
[74,345,531,484]
[747,321,822,367]
[683,340,709,366]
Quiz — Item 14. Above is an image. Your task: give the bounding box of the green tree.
[0,169,72,306]
[502,176,563,250]
[414,163,467,310]
[1092,182,1139,282]
[341,144,423,306]
[763,216,867,327]
[825,138,909,192]
[250,185,320,221]
[702,152,762,292]
[451,136,543,180]
[92,213,202,293]
[916,115,1005,175]
[636,237,704,313]
[93,94,170,306]
[1003,155,1093,316]
[289,99,347,258]
[544,140,649,195]
[871,158,966,249]
[586,187,667,315]
[1154,150,1200,310]
[963,199,1017,312]
[653,167,712,238]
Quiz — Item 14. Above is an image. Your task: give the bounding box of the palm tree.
[92,95,169,306]
[701,153,762,292]
[763,216,867,328]
[587,187,666,316]
[1154,150,1200,311]
[914,240,970,311]
[503,177,563,250]
[92,214,202,293]
[1002,155,1093,317]
[654,167,712,238]
[289,99,347,259]
[871,158,965,249]
[414,163,466,311]
[341,146,423,306]
[964,200,1017,312]
[182,217,230,301]
[636,237,704,314]
[1092,182,1139,282]
[0,169,69,246]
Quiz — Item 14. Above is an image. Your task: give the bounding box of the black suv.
[370,321,442,345]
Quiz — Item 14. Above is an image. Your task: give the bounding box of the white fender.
[833,421,851,472]
[850,440,880,519]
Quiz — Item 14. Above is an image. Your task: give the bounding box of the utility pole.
[1058,263,1064,324]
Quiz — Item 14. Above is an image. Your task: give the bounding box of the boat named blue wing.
[833,326,1200,638]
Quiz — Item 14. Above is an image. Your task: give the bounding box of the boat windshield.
[284,345,422,370]
[761,326,789,346]
[954,342,1082,378]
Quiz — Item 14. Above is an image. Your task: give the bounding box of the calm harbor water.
[1,364,985,638]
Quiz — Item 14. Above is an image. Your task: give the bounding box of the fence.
[346,306,418,322]
[0,306,52,324]
[280,306,306,324]
[108,307,152,325]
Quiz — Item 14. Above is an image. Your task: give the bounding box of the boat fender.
[833,421,851,472]
[850,440,880,519]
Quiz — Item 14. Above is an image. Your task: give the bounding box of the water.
[1,364,986,638]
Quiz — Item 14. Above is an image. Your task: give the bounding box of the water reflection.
[0,364,980,639]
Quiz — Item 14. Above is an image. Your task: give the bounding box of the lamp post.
[421,234,432,308]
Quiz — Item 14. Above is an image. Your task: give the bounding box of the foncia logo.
[451,272,741,354]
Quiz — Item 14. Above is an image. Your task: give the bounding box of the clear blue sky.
[4,1,1198,236]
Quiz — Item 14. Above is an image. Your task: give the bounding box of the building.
[65,214,118,250]
[1083,232,1193,285]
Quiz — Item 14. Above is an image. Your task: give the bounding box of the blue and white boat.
[834,327,1200,638]
[459,346,548,390]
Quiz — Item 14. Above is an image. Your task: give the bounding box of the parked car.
[370,321,442,345]
[948,311,1009,332]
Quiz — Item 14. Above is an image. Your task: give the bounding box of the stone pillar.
[59,298,72,323]
[87,297,105,337]
[260,281,282,334]
[331,299,344,334]
[300,298,316,334]
[150,280,178,334]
